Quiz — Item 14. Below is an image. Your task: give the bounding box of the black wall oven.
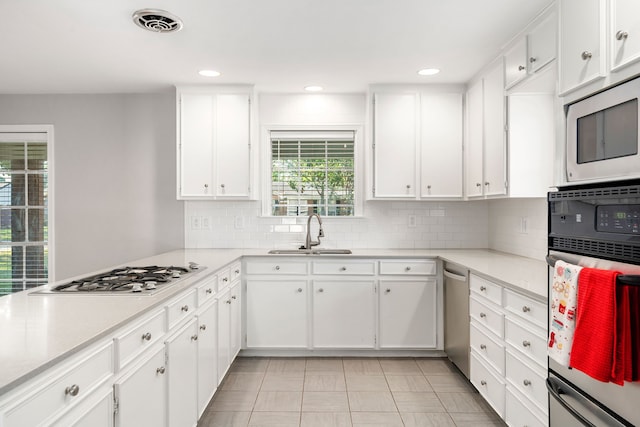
[548,181,640,426]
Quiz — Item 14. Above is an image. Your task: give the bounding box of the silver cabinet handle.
[617,30,629,40]
[405,266,411,272]
[223,277,228,282]
[225,300,231,304]
[522,340,531,347]
[297,288,303,293]
[480,380,487,386]
[523,379,532,386]
[191,335,198,341]
[231,295,237,300]
[529,57,537,63]
[484,182,490,186]
[385,288,391,293]
[235,269,240,274]
[204,184,208,189]
[522,306,531,313]
[200,324,207,331]
[340,266,347,271]
[480,312,487,318]
[181,305,189,312]
[479,286,486,291]
[221,183,225,188]
[141,332,152,341]
[518,65,526,70]
[476,183,481,187]
[318,288,324,293]
[65,384,80,396]
[581,51,593,60]
[275,265,280,270]
[406,184,411,189]
[205,288,212,294]
[480,344,487,350]
[156,366,165,375]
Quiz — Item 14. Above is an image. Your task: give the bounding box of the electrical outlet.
[234,216,245,229]
[408,215,417,228]
[519,217,529,234]
[191,216,201,230]
[201,216,211,230]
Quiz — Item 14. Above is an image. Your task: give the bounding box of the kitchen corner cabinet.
[466,60,507,198]
[177,86,252,200]
[372,92,418,198]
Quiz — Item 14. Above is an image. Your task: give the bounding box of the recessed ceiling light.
[304,86,323,92]
[418,68,440,76]
[199,70,221,77]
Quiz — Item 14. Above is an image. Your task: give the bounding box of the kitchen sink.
[267,249,352,255]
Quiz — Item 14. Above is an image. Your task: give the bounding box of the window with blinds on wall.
[0,133,49,295]
[271,131,355,217]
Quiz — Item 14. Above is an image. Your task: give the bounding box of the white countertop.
[0,248,547,396]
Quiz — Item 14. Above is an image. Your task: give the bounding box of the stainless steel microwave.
[566,76,640,184]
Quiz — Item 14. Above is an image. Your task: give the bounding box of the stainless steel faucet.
[301,213,324,250]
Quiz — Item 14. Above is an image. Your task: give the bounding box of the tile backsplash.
[184,198,547,260]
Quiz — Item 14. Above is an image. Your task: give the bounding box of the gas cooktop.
[31,263,201,295]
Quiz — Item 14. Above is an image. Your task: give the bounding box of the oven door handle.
[546,377,597,427]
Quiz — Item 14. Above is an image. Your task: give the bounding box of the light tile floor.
[197,357,506,427]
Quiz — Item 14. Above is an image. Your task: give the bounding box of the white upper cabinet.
[558,0,606,95]
[527,11,557,74]
[610,0,640,72]
[420,93,463,198]
[372,92,419,198]
[466,79,485,198]
[177,86,253,200]
[504,38,528,89]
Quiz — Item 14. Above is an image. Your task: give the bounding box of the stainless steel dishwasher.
[443,262,470,378]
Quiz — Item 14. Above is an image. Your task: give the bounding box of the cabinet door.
[528,11,557,73]
[114,345,167,427]
[179,93,214,198]
[214,94,251,198]
[610,0,640,71]
[229,281,242,359]
[51,388,113,427]
[482,61,507,197]
[373,93,418,198]
[466,79,484,197]
[197,300,218,417]
[217,287,231,385]
[166,319,198,427]
[312,281,375,348]
[246,280,308,348]
[559,0,606,94]
[379,279,437,348]
[420,93,463,198]
[504,38,528,88]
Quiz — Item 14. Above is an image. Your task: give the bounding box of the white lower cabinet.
[229,280,242,359]
[50,387,114,427]
[378,279,437,348]
[166,318,198,427]
[217,286,231,385]
[470,352,506,417]
[197,299,218,417]
[246,280,308,348]
[114,345,167,427]
[313,280,376,348]
[506,384,547,427]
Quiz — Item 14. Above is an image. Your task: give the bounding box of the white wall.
[488,198,547,260]
[0,93,184,280]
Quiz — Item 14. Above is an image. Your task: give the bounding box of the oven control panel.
[597,205,640,234]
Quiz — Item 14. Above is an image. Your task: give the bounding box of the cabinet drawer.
[197,275,218,306]
[469,296,504,339]
[230,263,241,281]
[115,309,166,370]
[470,353,505,417]
[505,349,547,413]
[166,289,197,330]
[218,268,231,290]
[470,274,503,305]
[245,261,308,275]
[505,385,547,427]
[312,261,375,275]
[379,260,436,275]
[470,322,505,375]
[504,316,547,368]
[1,341,114,427]
[504,289,546,329]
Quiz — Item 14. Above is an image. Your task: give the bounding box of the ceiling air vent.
[132,9,183,33]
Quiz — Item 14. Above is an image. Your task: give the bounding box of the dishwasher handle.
[443,269,467,282]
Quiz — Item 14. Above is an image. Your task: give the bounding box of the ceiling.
[0,0,553,94]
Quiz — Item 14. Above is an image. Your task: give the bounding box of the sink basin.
[267,249,352,255]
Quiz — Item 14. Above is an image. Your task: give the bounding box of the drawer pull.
[205,288,213,294]
[156,366,166,375]
[223,277,229,282]
[522,306,531,313]
[297,288,303,293]
[480,380,487,386]
[181,305,189,312]
[200,324,207,331]
[405,266,411,272]
[480,344,487,350]
[480,286,486,291]
[522,340,531,348]
[480,312,487,318]
[235,269,240,274]
[581,51,593,60]
[318,288,324,293]
[231,295,237,300]
[65,384,80,397]
[617,30,629,41]
[385,288,391,293]
[275,265,280,270]
[340,266,347,271]
[141,332,152,341]
[191,335,198,341]
[523,379,532,386]
[225,300,232,304]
